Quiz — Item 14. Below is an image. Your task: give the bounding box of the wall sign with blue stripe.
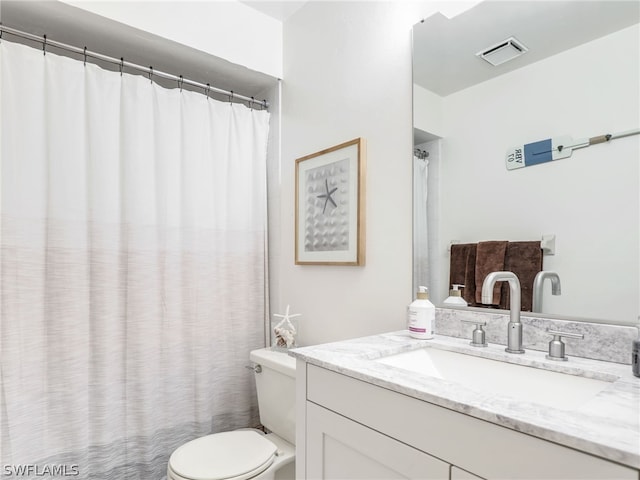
[505,129,639,171]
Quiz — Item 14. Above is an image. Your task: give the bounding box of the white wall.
[279,2,440,346]
[414,84,444,138]
[63,0,283,78]
[437,25,639,323]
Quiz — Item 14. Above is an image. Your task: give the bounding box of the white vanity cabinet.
[297,362,638,480]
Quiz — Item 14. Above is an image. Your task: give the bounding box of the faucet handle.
[546,329,584,361]
[461,319,488,347]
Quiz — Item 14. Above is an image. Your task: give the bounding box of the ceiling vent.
[476,37,528,66]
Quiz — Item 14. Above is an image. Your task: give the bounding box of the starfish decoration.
[272,305,302,349]
[317,178,338,214]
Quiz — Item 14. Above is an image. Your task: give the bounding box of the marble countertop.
[290,331,640,469]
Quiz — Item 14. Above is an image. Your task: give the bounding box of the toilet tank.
[250,348,297,445]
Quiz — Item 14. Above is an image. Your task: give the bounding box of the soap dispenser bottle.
[443,284,468,307]
[407,286,435,339]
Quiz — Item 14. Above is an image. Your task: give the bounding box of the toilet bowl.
[167,429,295,480]
[167,348,296,480]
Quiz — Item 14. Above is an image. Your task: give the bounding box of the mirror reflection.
[412,0,639,325]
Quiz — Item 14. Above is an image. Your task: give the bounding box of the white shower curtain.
[0,41,270,478]
[413,155,429,291]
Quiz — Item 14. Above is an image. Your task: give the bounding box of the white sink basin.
[376,347,613,410]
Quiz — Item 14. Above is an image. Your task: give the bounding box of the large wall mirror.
[413,0,639,325]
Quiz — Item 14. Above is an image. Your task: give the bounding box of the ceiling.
[240,0,308,22]
[414,0,640,97]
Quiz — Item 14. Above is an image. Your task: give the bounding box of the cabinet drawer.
[307,364,637,480]
[307,402,449,480]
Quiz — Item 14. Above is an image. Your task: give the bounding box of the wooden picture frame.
[295,138,366,266]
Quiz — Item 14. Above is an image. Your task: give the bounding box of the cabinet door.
[451,466,484,480]
[306,402,449,480]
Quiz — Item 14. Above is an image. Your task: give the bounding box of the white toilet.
[167,348,296,480]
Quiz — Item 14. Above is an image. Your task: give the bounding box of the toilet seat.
[168,430,277,480]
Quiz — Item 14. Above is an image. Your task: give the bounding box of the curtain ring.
[43,34,47,56]
[119,57,124,76]
[250,96,255,111]
[229,91,234,105]
[262,99,268,110]
[178,75,184,92]
[205,83,211,100]
[83,46,87,66]
[149,66,153,84]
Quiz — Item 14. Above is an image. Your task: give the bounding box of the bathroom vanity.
[291,331,640,480]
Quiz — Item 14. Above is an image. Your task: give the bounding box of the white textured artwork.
[304,158,350,252]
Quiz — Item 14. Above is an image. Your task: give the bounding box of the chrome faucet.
[532,271,561,313]
[482,271,524,354]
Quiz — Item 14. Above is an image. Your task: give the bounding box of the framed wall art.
[295,138,366,266]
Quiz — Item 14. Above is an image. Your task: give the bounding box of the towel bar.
[448,234,556,255]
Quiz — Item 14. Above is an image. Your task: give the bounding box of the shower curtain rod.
[0,24,269,109]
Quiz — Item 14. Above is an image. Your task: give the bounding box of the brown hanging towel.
[449,243,477,306]
[475,241,508,306]
[501,241,543,312]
